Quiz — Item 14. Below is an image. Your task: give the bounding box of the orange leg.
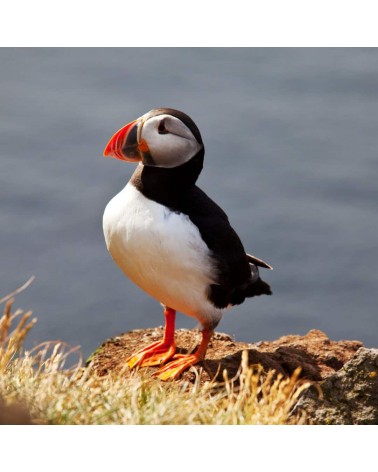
[127,307,176,369]
[154,329,213,381]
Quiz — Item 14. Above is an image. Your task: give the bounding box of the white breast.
[103,181,223,327]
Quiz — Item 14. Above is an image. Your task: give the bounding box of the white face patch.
[140,114,202,168]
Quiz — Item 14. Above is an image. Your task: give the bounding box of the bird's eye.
[158,119,168,135]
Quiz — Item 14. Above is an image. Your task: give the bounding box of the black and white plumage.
[103,108,272,379]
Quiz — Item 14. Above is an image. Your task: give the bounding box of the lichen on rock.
[293,347,378,425]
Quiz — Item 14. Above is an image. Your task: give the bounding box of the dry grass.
[0,282,311,425]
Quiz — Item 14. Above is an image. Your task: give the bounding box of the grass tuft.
[0,282,311,425]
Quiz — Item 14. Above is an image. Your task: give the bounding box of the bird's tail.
[229,277,272,306]
[244,277,272,298]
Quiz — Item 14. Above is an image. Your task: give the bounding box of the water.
[1,48,377,357]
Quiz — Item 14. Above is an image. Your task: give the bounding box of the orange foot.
[127,340,176,369]
[153,329,214,380]
[154,353,201,380]
[127,307,177,369]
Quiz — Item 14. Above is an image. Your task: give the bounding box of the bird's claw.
[153,353,201,380]
[127,341,176,369]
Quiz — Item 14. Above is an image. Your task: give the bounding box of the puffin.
[102,108,272,380]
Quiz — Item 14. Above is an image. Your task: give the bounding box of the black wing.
[181,186,272,309]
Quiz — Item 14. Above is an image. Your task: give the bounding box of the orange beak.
[103,119,141,162]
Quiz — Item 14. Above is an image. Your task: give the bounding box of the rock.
[293,348,378,425]
[88,327,363,384]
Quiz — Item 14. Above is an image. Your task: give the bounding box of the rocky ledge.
[89,328,378,425]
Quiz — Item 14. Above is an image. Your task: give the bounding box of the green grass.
[0,284,311,425]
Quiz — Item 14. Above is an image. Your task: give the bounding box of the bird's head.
[103,108,204,168]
